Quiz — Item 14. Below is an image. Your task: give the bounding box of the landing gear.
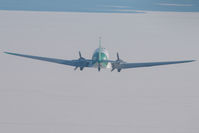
[98,66,101,72]
[117,69,121,72]
[80,67,84,71]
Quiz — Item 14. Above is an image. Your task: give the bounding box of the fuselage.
[91,47,111,68]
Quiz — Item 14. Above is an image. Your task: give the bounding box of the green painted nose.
[92,52,108,67]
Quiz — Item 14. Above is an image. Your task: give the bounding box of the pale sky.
[0,10,199,133]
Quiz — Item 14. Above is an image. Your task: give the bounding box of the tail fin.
[99,37,102,61]
[99,37,102,48]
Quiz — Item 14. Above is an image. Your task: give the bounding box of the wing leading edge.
[109,52,195,72]
[4,52,92,68]
[116,60,195,69]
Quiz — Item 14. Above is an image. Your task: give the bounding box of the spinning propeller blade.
[117,52,120,60]
[79,51,82,58]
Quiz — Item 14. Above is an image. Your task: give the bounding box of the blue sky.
[0,0,199,13]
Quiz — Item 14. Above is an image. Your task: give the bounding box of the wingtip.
[185,60,196,63]
[3,51,10,54]
[3,51,17,56]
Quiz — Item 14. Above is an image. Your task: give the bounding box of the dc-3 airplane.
[4,39,195,72]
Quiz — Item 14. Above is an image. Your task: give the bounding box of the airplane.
[4,38,195,72]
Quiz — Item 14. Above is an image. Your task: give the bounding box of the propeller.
[74,51,87,71]
[117,52,120,61]
[111,52,123,72]
[74,66,78,70]
[79,51,82,59]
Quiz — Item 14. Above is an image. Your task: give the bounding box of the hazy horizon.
[0,0,199,13]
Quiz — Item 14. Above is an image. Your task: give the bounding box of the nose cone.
[92,48,109,60]
[92,48,109,68]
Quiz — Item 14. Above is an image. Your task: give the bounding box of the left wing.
[4,52,92,69]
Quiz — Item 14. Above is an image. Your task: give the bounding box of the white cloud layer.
[0,10,198,133]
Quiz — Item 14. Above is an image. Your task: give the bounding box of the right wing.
[4,52,92,68]
[118,60,195,69]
